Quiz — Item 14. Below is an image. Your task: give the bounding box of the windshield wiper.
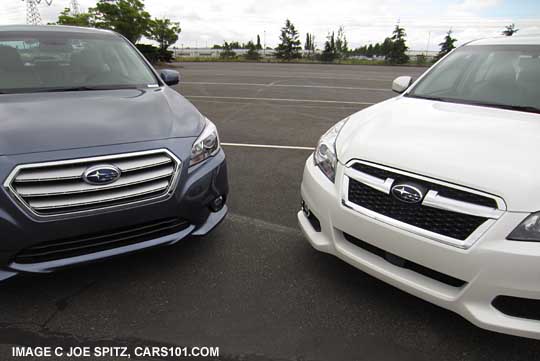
[30,85,140,93]
[468,103,540,114]
[405,94,453,102]
[407,94,540,114]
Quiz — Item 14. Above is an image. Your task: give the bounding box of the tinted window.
[0,30,159,93]
[409,45,540,111]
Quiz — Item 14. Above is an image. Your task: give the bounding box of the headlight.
[314,117,349,182]
[508,212,540,242]
[190,118,220,167]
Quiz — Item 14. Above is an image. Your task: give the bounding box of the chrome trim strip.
[15,165,174,197]
[29,180,170,210]
[14,155,172,183]
[3,149,182,220]
[422,190,504,220]
[344,166,394,194]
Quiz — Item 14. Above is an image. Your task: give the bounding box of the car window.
[0,31,159,93]
[409,45,540,111]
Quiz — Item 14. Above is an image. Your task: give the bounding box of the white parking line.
[182,81,391,92]
[222,142,314,151]
[186,95,375,105]
[181,71,396,82]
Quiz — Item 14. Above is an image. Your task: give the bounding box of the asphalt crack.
[41,280,98,329]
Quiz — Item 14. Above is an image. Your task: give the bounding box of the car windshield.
[408,44,540,113]
[0,30,159,94]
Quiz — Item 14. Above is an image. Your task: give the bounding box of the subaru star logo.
[83,165,121,185]
[391,184,424,204]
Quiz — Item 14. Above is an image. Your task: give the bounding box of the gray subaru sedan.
[0,25,228,281]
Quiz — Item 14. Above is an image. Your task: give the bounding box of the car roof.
[467,35,540,46]
[0,25,118,36]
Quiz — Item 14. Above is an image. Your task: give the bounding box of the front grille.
[14,218,189,264]
[348,179,486,240]
[352,163,497,209]
[5,150,181,217]
[343,233,467,288]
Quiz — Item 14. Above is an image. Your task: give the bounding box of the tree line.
[52,0,522,64]
[273,20,519,64]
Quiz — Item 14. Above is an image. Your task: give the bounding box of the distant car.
[0,26,228,281]
[299,36,540,338]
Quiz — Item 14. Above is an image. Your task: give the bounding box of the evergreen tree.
[275,19,302,60]
[380,37,393,57]
[304,33,315,53]
[386,24,409,64]
[220,42,236,58]
[335,26,349,59]
[366,44,373,57]
[256,35,262,49]
[245,41,261,60]
[305,33,311,51]
[436,29,457,60]
[321,32,337,62]
[373,43,381,56]
[502,23,519,36]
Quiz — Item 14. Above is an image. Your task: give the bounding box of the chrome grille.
[5,149,181,218]
[342,161,505,249]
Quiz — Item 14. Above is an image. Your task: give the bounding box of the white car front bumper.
[299,156,540,339]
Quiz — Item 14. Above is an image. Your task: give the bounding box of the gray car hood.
[0,87,204,155]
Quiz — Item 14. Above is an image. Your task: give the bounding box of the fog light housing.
[301,200,321,232]
[210,196,225,212]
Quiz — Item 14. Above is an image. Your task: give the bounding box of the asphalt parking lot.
[1,62,540,361]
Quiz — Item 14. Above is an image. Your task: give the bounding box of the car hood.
[0,87,204,156]
[336,96,540,212]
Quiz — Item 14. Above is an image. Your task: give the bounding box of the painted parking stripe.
[185,95,375,105]
[222,142,314,151]
[182,81,392,92]
[179,71,396,82]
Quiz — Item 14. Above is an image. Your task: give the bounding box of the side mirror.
[392,76,413,94]
[160,69,180,86]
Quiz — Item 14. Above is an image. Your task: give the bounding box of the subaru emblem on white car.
[391,184,424,204]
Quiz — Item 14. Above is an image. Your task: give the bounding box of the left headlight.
[190,118,220,167]
[508,212,540,242]
[314,117,349,182]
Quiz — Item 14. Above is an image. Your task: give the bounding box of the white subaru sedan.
[298,36,540,339]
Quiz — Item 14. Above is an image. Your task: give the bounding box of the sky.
[1,0,540,51]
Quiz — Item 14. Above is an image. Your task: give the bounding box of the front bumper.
[0,138,228,278]
[299,156,540,339]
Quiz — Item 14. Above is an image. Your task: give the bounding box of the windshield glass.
[0,30,159,94]
[408,44,540,112]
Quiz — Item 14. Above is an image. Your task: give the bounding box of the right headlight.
[314,117,349,182]
[508,212,540,241]
[190,118,220,167]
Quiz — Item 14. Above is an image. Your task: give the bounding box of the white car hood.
[336,96,540,212]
